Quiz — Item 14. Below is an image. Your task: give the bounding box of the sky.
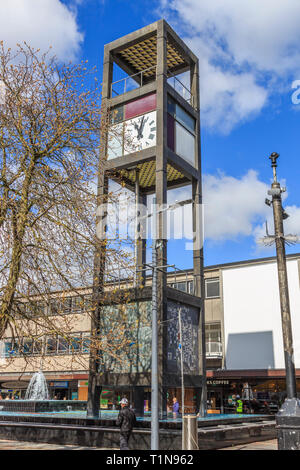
[1,0,300,268]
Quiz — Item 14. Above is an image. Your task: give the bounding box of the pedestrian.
[236,395,243,414]
[172,397,180,418]
[116,397,136,450]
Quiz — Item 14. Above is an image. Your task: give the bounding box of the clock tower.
[87,20,206,418]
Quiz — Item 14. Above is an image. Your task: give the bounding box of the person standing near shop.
[116,398,136,450]
[172,397,180,418]
[236,395,243,414]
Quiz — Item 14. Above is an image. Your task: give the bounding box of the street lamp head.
[269,152,279,168]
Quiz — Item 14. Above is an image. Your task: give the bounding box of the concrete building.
[1,252,300,415]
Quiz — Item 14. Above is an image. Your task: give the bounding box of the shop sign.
[207,380,229,386]
[1,381,28,390]
[78,381,88,387]
[50,381,69,388]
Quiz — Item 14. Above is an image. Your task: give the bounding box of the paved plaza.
[0,438,277,450]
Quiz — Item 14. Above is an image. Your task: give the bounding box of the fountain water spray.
[25,370,49,400]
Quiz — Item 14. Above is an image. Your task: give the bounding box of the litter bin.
[182,415,199,450]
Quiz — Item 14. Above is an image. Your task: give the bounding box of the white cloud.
[203,170,269,241]
[0,0,83,61]
[168,170,270,242]
[160,0,300,132]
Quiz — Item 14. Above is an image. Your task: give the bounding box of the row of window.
[1,332,90,358]
[170,278,220,298]
[12,279,220,322]
[14,294,93,318]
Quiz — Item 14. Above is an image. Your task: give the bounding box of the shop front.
[48,380,78,400]
[206,373,300,414]
[0,381,29,400]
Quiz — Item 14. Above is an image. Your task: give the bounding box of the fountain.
[25,370,49,400]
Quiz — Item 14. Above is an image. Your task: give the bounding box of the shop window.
[205,278,220,298]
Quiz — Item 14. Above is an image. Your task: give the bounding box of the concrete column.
[87,45,113,418]
[156,20,168,418]
[133,386,145,417]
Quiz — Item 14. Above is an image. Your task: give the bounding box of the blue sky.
[2,0,300,268]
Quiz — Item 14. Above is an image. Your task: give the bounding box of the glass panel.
[110,104,124,124]
[33,339,43,355]
[206,279,220,298]
[71,296,84,312]
[23,339,33,355]
[46,337,57,354]
[167,95,176,116]
[84,294,92,310]
[82,333,90,353]
[50,298,61,315]
[167,114,175,151]
[175,104,195,133]
[70,335,81,353]
[175,122,195,165]
[107,123,123,160]
[124,93,156,120]
[61,297,72,313]
[57,337,69,354]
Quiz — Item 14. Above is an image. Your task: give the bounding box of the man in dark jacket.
[116,398,136,450]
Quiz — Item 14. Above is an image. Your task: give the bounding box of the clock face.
[124,111,156,155]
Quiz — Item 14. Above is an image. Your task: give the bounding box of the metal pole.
[151,196,159,450]
[134,170,140,287]
[269,155,296,399]
[178,307,185,449]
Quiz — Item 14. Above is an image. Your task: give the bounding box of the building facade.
[2,252,300,415]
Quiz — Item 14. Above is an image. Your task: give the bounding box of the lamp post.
[264,152,300,450]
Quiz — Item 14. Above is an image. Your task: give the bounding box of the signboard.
[50,381,69,388]
[1,381,28,390]
[207,380,229,386]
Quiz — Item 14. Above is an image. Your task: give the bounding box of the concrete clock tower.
[87,19,206,418]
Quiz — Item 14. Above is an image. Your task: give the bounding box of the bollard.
[182,415,199,450]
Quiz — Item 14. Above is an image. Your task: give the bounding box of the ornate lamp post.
[263,152,300,450]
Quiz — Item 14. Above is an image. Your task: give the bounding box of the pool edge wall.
[0,418,276,450]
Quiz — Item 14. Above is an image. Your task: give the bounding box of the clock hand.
[137,116,145,139]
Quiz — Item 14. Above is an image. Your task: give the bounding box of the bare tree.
[0,42,137,374]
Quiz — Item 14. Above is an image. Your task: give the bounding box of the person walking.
[116,397,136,450]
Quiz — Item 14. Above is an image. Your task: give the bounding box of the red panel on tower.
[124,93,157,120]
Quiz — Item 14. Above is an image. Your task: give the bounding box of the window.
[23,338,33,355]
[167,95,196,165]
[205,322,222,357]
[175,121,195,165]
[71,296,85,312]
[57,336,69,354]
[46,337,57,355]
[171,281,194,294]
[205,278,220,298]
